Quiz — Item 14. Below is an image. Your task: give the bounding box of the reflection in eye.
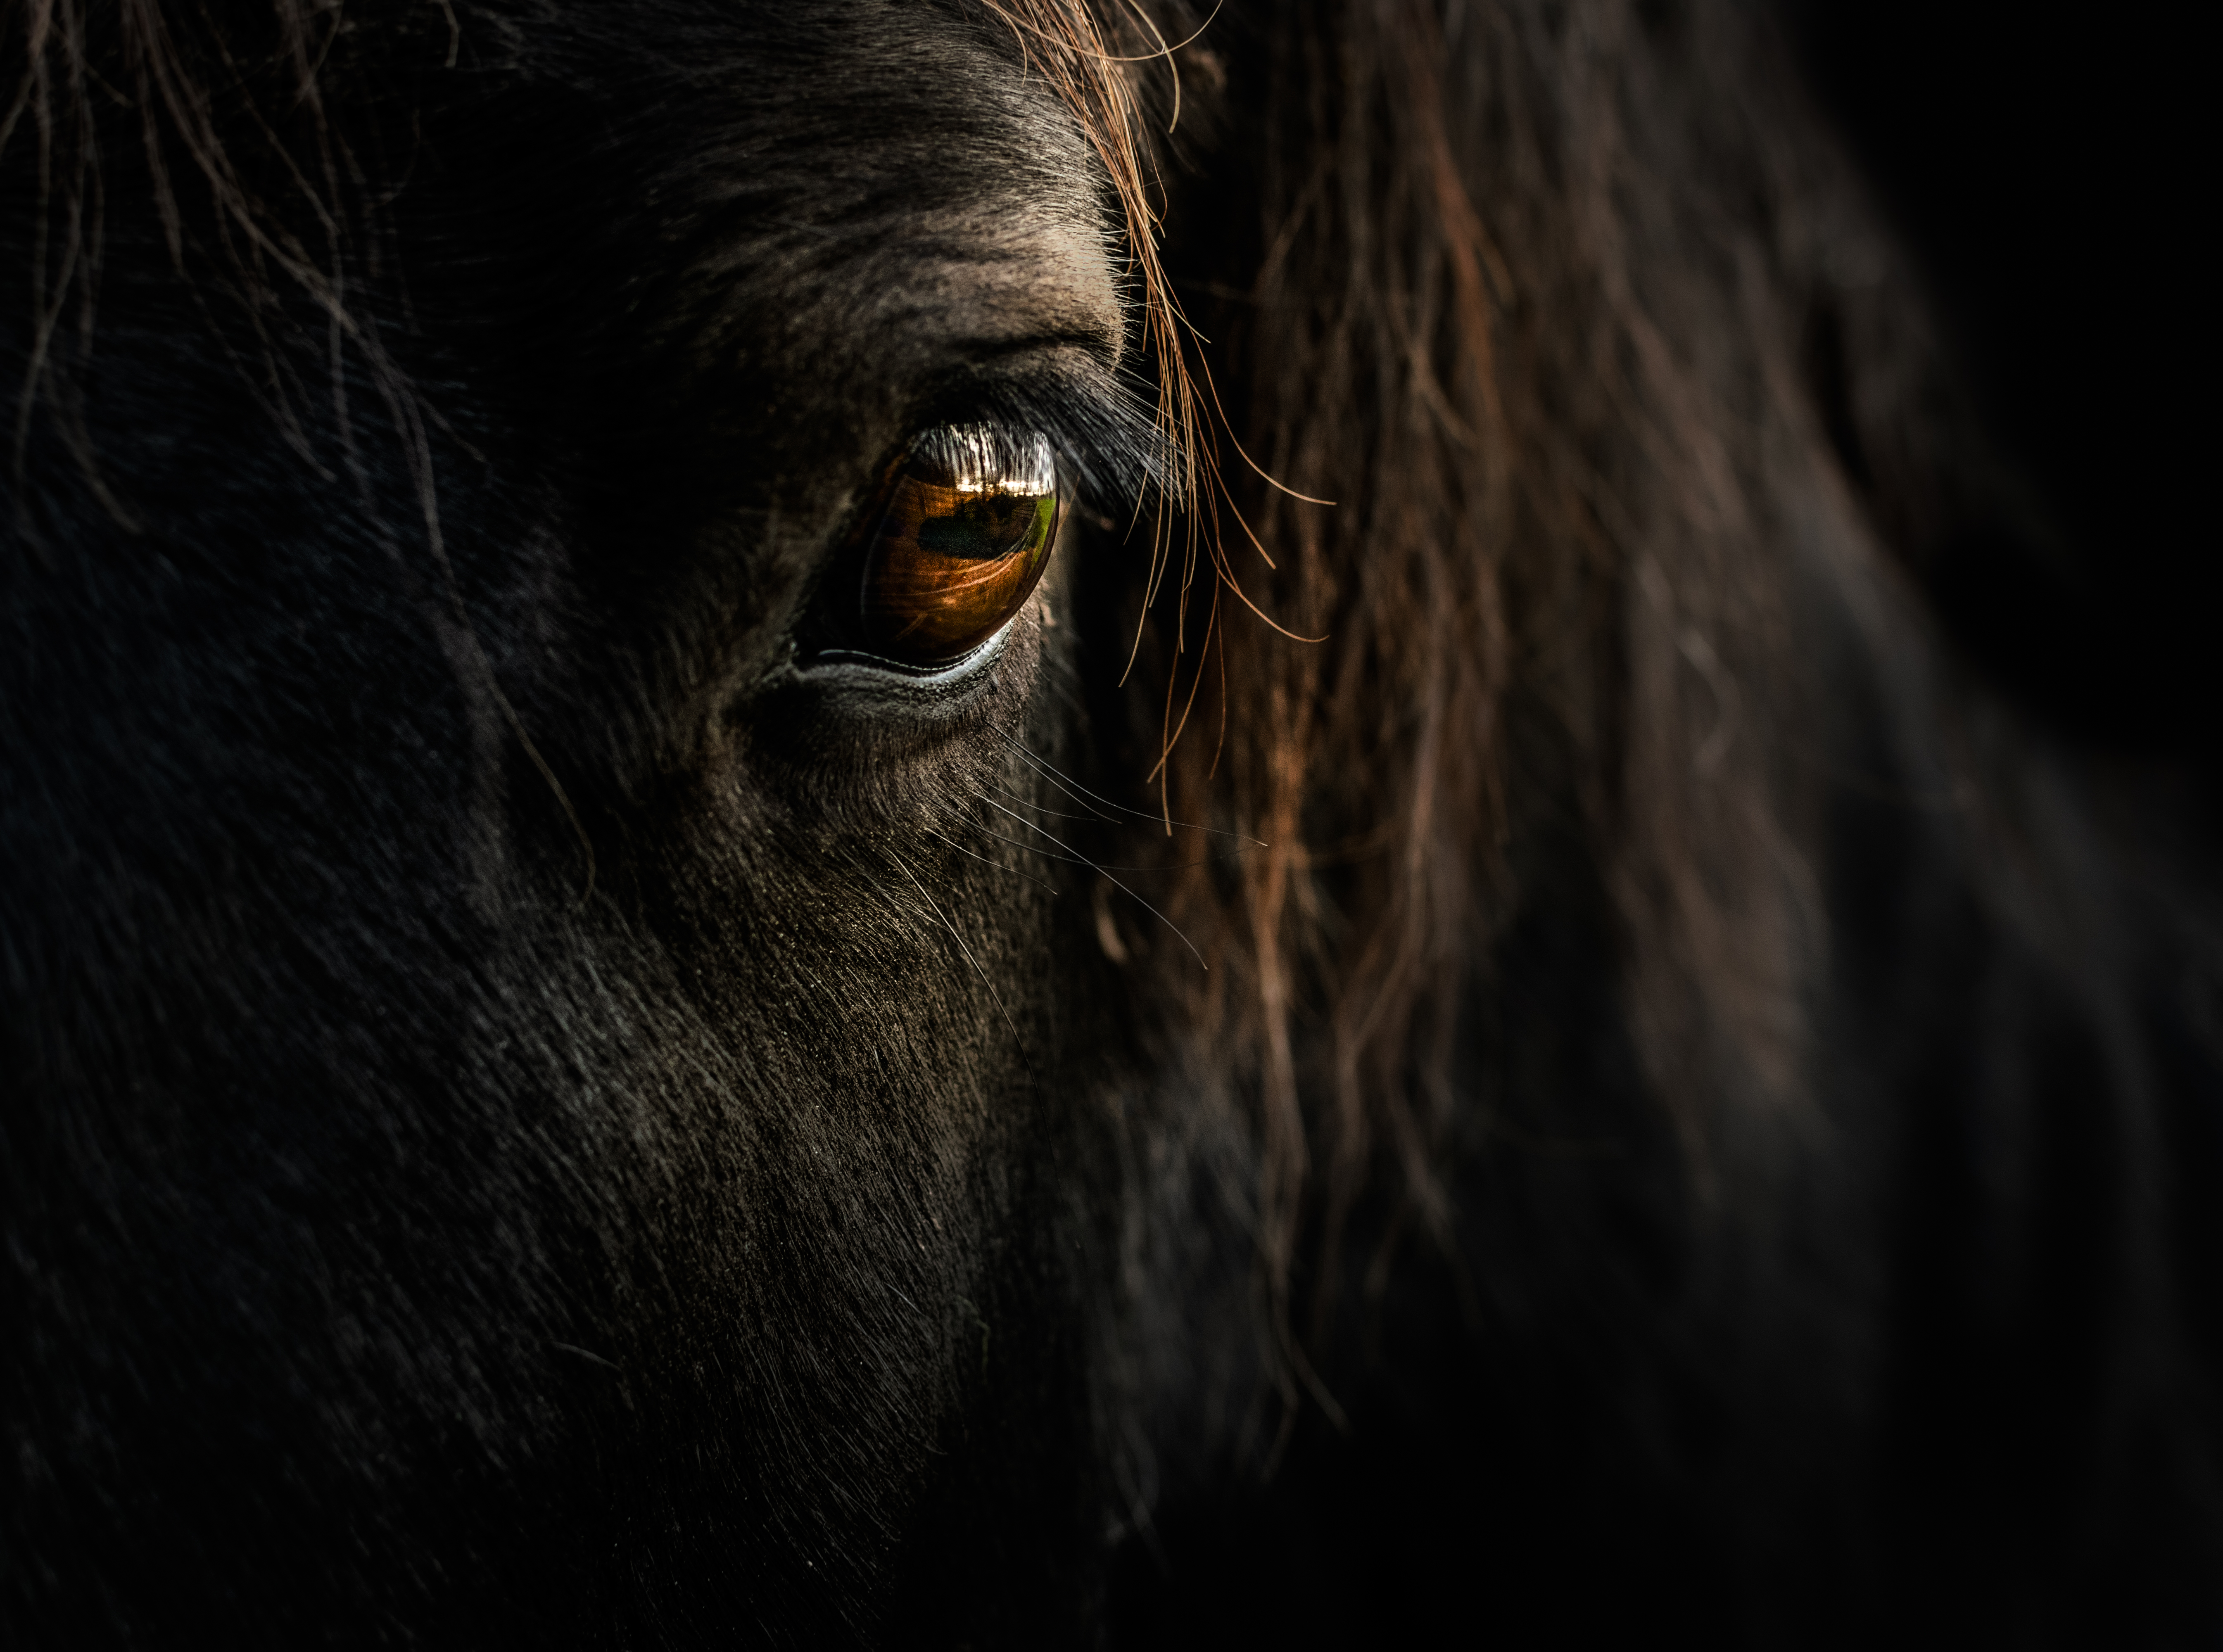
[857,425,1059,666]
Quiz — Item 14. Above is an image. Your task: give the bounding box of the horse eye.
[855,425,1059,667]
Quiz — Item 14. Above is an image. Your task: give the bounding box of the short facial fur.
[5,0,2217,1645]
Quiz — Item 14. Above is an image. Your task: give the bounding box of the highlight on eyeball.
[857,425,1059,666]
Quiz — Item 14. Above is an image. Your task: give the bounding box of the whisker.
[971,793,1206,968]
[1098,850,1253,871]
[960,806,1106,869]
[967,793,1254,873]
[1001,736,1267,846]
[843,849,940,949]
[978,776,1109,825]
[996,743,1121,821]
[921,821,1061,893]
[958,802,1234,874]
[887,845,1037,1073]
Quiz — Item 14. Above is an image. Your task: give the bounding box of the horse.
[4,0,2215,1642]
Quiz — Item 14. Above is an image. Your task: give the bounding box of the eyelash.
[798,378,1156,677]
[948,360,1164,518]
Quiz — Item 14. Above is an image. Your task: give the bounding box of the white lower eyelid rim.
[805,619,1015,686]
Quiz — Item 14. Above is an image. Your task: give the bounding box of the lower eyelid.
[806,620,1019,689]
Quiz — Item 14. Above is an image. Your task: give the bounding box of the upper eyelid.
[909,348,1162,516]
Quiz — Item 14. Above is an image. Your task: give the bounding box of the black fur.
[3,1,2216,1645]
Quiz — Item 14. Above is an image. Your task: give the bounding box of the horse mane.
[0,0,2069,1432]
[1058,0,2037,1424]
[8,4,2216,1632]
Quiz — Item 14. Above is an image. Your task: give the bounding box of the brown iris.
[857,426,1059,666]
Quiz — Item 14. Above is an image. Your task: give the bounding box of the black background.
[1786,2,2211,760]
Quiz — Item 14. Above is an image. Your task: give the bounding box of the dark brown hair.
[1021,0,2008,1425]
[0,0,2017,1431]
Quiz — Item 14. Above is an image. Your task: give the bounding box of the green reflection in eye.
[858,427,1059,665]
